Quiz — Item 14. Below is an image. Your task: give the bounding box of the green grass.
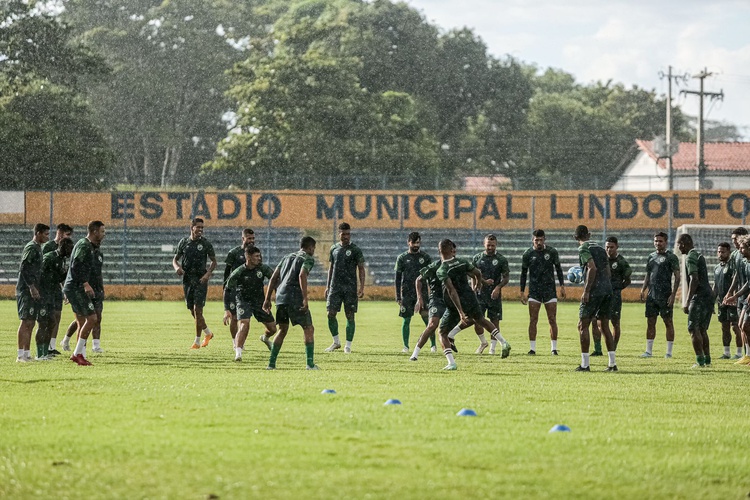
[1,300,749,499]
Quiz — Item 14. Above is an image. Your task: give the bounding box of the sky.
[405,0,750,139]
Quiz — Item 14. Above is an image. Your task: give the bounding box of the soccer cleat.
[527,349,536,356]
[430,346,437,352]
[344,346,352,354]
[489,348,496,355]
[401,347,410,354]
[409,356,418,361]
[691,363,706,369]
[234,355,242,362]
[190,343,200,350]
[501,342,511,359]
[200,333,214,348]
[731,354,742,360]
[574,365,590,372]
[259,336,273,351]
[442,363,457,371]
[92,347,104,354]
[80,356,93,366]
[664,353,673,359]
[265,365,276,370]
[605,365,618,372]
[448,338,458,353]
[35,355,51,361]
[591,351,603,357]
[475,342,489,354]
[324,343,341,352]
[70,354,91,366]
[735,355,750,365]
[48,348,61,356]
[552,350,559,355]
[640,352,653,358]
[16,356,30,363]
[306,364,321,370]
[719,354,731,359]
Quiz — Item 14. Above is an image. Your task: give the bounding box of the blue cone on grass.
[456,408,477,417]
[384,399,402,405]
[321,389,336,394]
[549,424,571,433]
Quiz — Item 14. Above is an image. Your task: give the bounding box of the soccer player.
[713,242,743,359]
[223,228,257,348]
[574,225,616,372]
[223,245,276,362]
[263,236,318,370]
[63,221,106,366]
[394,232,432,352]
[324,222,365,353]
[604,236,631,351]
[520,229,565,355]
[409,260,445,361]
[639,232,680,358]
[723,234,750,364]
[436,238,510,370]
[36,238,73,359]
[41,223,73,355]
[173,218,217,349]
[472,234,509,355]
[15,223,50,362]
[677,234,714,368]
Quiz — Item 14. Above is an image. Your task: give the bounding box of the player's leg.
[71,311,97,365]
[473,312,510,358]
[544,300,559,355]
[720,313,732,359]
[591,320,603,356]
[342,294,358,353]
[663,309,675,358]
[474,302,488,354]
[302,324,317,369]
[195,283,213,347]
[399,297,415,352]
[686,302,707,367]
[611,317,621,350]
[267,308,289,370]
[438,307,459,370]
[643,297,658,357]
[62,320,78,351]
[234,318,251,360]
[325,291,342,351]
[48,310,62,355]
[253,306,277,352]
[418,309,435,350]
[577,311,592,371]
[35,309,52,359]
[229,312,238,348]
[527,299,541,355]
[411,317,439,360]
[91,305,103,353]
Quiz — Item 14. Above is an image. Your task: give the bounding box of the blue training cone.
[456,408,477,417]
[321,389,336,394]
[549,424,571,433]
[384,399,402,405]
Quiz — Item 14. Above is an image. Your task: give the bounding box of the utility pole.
[658,66,688,190]
[681,68,724,190]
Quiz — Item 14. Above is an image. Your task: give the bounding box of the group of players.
[14,217,750,370]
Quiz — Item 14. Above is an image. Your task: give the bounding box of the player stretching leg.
[223,228,256,349]
[36,238,73,359]
[41,223,72,355]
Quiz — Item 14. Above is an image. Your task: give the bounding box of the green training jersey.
[16,240,43,294]
[608,254,632,291]
[646,250,680,300]
[64,238,95,291]
[419,260,442,301]
[226,263,274,304]
[39,250,67,298]
[42,239,58,255]
[276,250,315,307]
[521,245,562,292]
[175,236,215,280]
[714,260,733,302]
[579,241,612,296]
[729,249,748,300]
[329,242,364,292]
[685,249,713,300]
[472,251,509,302]
[90,245,104,294]
[436,257,475,305]
[225,246,245,270]
[395,250,431,299]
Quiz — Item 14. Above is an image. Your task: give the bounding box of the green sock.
[36,343,44,358]
[305,342,315,368]
[42,343,48,357]
[268,343,281,367]
[696,354,705,366]
[346,320,355,342]
[430,333,436,348]
[328,317,339,337]
[401,317,411,347]
[594,341,602,353]
[704,354,711,365]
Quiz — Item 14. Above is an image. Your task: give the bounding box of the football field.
[1,300,748,499]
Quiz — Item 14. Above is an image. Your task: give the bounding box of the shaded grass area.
[1,300,749,499]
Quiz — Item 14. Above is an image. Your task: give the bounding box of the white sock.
[92,339,100,349]
[232,337,237,348]
[448,325,461,339]
[332,335,340,345]
[24,349,31,359]
[666,341,674,356]
[203,327,212,335]
[235,347,242,358]
[345,340,352,349]
[608,351,616,367]
[490,329,506,343]
[530,340,537,352]
[738,347,744,356]
[412,346,421,358]
[490,338,498,350]
[194,336,201,345]
[444,350,456,365]
[49,338,56,350]
[745,343,750,355]
[551,340,558,351]
[581,353,590,368]
[724,345,731,356]
[74,338,86,357]
[646,339,654,354]
[17,349,23,358]
[477,334,486,344]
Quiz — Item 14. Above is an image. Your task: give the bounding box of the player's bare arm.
[668,268,680,308]
[683,271,699,314]
[299,267,310,311]
[172,254,184,276]
[263,269,281,313]
[357,262,365,298]
[582,259,596,304]
[200,255,217,285]
[492,271,509,300]
[415,275,424,313]
[640,273,650,302]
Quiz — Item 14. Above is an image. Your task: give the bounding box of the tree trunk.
[167,145,182,187]
[142,136,152,185]
[160,146,171,188]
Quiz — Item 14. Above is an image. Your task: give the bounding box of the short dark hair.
[654,231,668,240]
[605,236,619,245]
[574,225,589,240]
[191,218,204,227]
[718,241,731,250]
[59,237,74,254]
[407,231,421,243]
[243,228,254,236]
[532,229,545,238]
[87,220,105,233]
[56,223,73,233]
[338,222,351,232]
[484,233,497,241]
[732,227,749,236]
[300,236,316,249]
[677,233,693,246]
[244,245,261,256]
[34,223,50,234]
[439,238,454,253]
